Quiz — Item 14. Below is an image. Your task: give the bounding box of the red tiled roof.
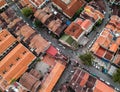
[75,18,83,26]
[0,43,35,84]
[30,0,44,7]
[105,24,115,31]
[0,29,16,54]
[84,5,104,20]
[104,51,113,61]
[52,0,86,18]
[0,0,7,7]
[39,62,65,92]
[90,42,100,53]
[79,73,89,87]
[94,80,114,92]
[16,25,35,41]
[46,45,58,57]
[95,47,106,58]
[29,34,50,54]
[42,54,56,67]
[96,36,106,44]
[80,19,92,30]
[65,22,83,39]
[109,43,118,52]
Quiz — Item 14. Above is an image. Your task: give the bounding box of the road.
[7,0,120,91]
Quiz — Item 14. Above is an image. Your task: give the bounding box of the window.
[9,64,13,68]
[4,34,8,37]
[23,51,26,55]
[3,70,7,74]
[16,57,20,61]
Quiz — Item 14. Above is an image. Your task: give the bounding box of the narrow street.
[7,0,120,91]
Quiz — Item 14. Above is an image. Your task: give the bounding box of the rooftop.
[34,6,67,36]
[30,0,44,7]
[65,22,83,39]
[91,16,120,61]
[15,25,50,55]
[0,29,16,55]
[52,0,86,18]
[19,71,41,92]
[39,62,65,92]
[0,0,7,8]
[0,43,35,83]
[59,34,78,49]
[46,45,58,57]
[29,34,50,55]
[94,80,115,92]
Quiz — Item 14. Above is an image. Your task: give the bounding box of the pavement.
[7,0,120,91]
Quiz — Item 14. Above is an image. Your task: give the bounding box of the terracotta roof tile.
[80,19,92,30]
[0,0,6,7]
[52,0,86,18]
[104,51,113,61]
[65,22,83,39]
[19,0,30,7]
[94,80,114,92]
[79,73,89,87]
[0,43,35,84]
[105,24,115,31]
[109,43,118,52]
[96,36,106,44]
[0,29,16,54]
[29,34,50,54]
[75,18,83,25]
[86,11,99,20]
[19,72,41,91]
[90,42,100,53]
[30,0,44,7]
[42,54,56,66]
[116,37,120,45]
[95,47,106,58]
[39,62,65,92]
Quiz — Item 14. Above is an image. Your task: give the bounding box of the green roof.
[60,34,79,49]
[60,34,74,45]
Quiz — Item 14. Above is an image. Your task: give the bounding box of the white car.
[105,81,110,85]
[100,78,104,82]
[115,88,120,91]
[62,46,66,49]
[58,44,62,47]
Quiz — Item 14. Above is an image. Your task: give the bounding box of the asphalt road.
[7,0,120,91]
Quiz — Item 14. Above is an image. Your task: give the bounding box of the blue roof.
[66,20,71,26]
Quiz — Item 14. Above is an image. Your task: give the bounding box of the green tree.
[95,19,103,26]
[71,7,84,21]
[79,52,94,66]
[34,19,42,28]
[10,78,16,84]
[112,68,120,84]
[21,7,33,17]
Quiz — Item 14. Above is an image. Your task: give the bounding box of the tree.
[112,68,120,84]
[34,19,42,28]
[21,7,33,17]
[95,19,103,26]
[79,52,94,66]
[10,78,16,84]
[71,7,84,21]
